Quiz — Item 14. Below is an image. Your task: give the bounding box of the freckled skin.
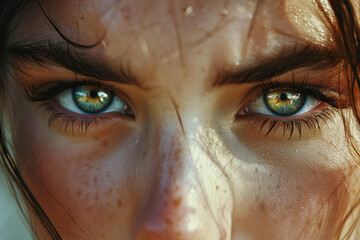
[6,0,360,239]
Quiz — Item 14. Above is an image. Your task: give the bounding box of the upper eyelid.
[240,80,342,111]
[24,78,119,102]
[26,78,138,116]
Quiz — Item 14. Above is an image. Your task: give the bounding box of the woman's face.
[7,0,360,239]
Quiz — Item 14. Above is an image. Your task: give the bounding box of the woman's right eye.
[57,85,132,115]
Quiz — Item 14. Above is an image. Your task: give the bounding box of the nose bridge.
[134,132,231,240]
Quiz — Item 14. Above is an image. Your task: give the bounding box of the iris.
[73,86,113,113]
[263,90,306,116]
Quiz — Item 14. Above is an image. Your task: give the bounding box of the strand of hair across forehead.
[36,0,105,49]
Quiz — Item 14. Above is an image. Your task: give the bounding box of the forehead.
[13,0,332,89]
[17,0,329,50]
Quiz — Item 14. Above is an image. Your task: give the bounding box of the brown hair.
[1,0,360,239]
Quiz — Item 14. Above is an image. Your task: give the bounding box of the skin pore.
[4,0,360,239]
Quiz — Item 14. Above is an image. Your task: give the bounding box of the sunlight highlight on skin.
[3,0,360,239]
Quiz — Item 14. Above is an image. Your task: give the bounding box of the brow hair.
[10,40,340,90]
[10,40,141,87]
[214,42,341,86]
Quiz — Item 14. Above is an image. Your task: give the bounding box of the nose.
[133,137,231,240]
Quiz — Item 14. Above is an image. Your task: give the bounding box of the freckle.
[254,168,258,173]
[216,186,219,191]
[93,176,98,184]
[175,185,180,191]
[223,190,227,193]
[85,162,92,169]
[276,183,281,189]
[95,194,99,201]
[318,220,323,229]
[169,167,174,176]
[258,201,267,213]
[82,179,89,187]
[117,199,123,208]
[165,217,173,225]
[125,15,131,20]
[173,197,182,207]
[102,140,108,148]
[77,189,83,197]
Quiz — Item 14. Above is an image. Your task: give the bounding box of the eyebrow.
[214,43,341,86]
[9,41,140,86]
[9,41,340,88]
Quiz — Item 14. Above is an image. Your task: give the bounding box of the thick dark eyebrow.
[9,41,140,86]
[214,43,342,86]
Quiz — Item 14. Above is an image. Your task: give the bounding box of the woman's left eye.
[57,85,130,115]
[245,89,321,117]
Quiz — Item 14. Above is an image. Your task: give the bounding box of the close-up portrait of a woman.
[2,0,360,239]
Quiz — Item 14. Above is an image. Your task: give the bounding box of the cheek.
[237,168,349,239]
[12,107,144,239]
[231,139,351,239]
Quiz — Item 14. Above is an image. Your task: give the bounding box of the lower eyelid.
[237,101,329,120]
[39,102,135,136]
[234,104,335,139]
[43,102,113,120]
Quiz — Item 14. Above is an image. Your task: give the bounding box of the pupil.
[279,93,288,101]
[89,90,98,98]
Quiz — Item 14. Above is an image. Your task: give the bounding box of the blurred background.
[0,169,32,240]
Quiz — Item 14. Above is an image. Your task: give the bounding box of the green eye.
[73,86,113,113]
[263,90,306,116]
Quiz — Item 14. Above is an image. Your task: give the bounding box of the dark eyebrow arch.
[8,40,140,86]
[214,43,342,86]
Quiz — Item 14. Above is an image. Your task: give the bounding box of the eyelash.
[238,78,340,138]
[26,76,340,138]
[25,77,132,135]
